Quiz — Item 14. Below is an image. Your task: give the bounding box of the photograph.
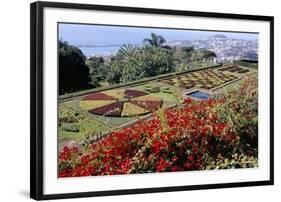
[57,23,259,177]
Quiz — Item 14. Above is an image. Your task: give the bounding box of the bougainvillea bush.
[59,78,258,177]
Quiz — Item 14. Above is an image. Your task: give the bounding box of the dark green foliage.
[143,32,166,47]
[233,60,258,69]
[108,45,176,83]
[137,46,176,77]
[107,44,141,84]
[59,40,92,94]
[117,44,138,58]
[86,56,110,86]
[175,46,217,71]
[61,122,80,132]
[182,46,195,54]
[190,49,216,62]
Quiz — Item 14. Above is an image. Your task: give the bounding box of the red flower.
[156,158,171,172]
[81,154,90,165]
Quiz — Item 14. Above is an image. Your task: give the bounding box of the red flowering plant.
[213,77,258,156]
[59,77,258,177]
[129,98,239,173]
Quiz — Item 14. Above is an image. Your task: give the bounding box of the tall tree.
[201,50,217,59]
[86,56,109,87]
[59,40,92,95]
[107,45,176,83]
[143,32,166,47]
[137,46,175,76]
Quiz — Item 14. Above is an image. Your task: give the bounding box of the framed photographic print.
[30,1,274,200]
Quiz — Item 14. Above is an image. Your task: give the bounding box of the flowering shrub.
[59,78,258,177]
[214,78,258,156]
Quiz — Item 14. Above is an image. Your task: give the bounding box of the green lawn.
[133,82,182,104]
[59,117,109,141]
[58,104,110,142]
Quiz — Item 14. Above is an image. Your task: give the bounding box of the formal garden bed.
[59,77,258,177]
[159,69,238,90]
[79,89,162,117]
[218,65,250,73]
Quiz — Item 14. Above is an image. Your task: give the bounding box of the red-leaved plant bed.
[83,92,116,100]
[124,89,148,99]
[89,101,124,117]
[59,78,258,177]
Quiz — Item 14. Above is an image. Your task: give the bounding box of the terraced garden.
[58,65,257,148]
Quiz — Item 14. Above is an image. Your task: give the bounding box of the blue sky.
[59,23,258,46]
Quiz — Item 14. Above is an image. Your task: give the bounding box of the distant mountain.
[211,34,227,39]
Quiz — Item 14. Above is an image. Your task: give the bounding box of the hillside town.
[168,34,258,62]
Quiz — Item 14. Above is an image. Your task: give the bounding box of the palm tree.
[117,44,138,60]
[112,44,139,83]
[143,32,166,47]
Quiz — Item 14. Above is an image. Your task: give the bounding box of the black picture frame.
[30,1,274,200]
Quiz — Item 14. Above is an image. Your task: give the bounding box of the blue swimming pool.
[186,91,212,100]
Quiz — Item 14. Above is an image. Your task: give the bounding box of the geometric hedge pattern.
[80,89,162,117]
[160,69,238,90]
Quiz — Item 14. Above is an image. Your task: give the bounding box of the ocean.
[79,46,119,57]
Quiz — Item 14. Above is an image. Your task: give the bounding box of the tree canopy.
[86,56,111,87]
[107,45,176,83]
[143,32,166,47]
[59,40,92,94]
